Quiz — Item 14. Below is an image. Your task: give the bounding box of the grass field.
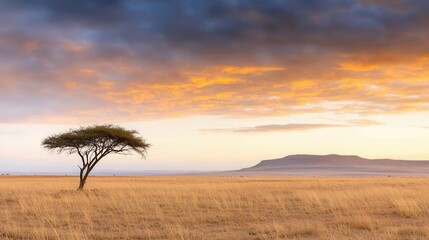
[1,176,429,239]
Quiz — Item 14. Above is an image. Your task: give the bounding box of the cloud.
[2,1,429,123]
[346,119,382,126]
[204,124,344,133]
[202,119,382,133]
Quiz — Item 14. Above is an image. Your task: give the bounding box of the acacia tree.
[42,125,150,190]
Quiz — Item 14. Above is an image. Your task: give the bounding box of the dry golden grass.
[1,176,429,239]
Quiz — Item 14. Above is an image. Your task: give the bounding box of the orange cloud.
[190,76,241,87]
[3,34,429,124]
[222,66,285,74]
[60,57,426,123]
[338,62,381,71]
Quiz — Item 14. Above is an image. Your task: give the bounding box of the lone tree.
[42,125,150,190]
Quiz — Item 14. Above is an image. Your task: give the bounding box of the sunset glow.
[2,1,429,173]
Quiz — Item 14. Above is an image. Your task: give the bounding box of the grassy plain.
[1,176,429,239]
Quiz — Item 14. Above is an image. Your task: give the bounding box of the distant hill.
[230,154,429,176]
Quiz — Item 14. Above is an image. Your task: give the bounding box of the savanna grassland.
[1,176,429,240]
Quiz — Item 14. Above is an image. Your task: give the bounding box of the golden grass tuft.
[1,176,429,239]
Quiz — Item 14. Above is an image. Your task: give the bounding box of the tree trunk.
[78,180,85,190]
[78,167,90,190]
[77,158,101,190]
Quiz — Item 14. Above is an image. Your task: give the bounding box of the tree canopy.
[42,125,150,189]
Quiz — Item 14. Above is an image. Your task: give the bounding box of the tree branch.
[76,148,86,168]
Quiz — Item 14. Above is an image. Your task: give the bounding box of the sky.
[2,0,429,173]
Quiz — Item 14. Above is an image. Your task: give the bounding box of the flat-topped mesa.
[239,154,429,175]
[251,154,365,168]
